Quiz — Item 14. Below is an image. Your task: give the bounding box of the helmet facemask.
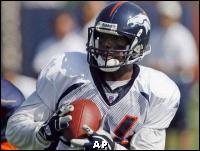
[87,26,150,72]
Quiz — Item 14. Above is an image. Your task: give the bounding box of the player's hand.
[70,116,115,150]
[36,103,74,142]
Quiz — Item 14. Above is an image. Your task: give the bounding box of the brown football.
[63,99,101,140]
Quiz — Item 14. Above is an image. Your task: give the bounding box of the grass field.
[166,83,199,150]
[188,83,199,150]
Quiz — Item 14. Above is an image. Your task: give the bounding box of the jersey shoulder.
[139,65,180,100]
[36,52,90,110]
[38,52,89,80]
[138,66,181,128]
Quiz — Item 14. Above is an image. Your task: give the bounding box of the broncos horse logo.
[127,14,151,34]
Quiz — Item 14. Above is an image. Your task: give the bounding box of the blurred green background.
[166,83,199,150]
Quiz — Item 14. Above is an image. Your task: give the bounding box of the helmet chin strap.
[96,56,120,72]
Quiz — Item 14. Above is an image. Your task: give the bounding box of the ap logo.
[93,141,109,150]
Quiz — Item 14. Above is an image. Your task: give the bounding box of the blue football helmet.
[87,1,151,72]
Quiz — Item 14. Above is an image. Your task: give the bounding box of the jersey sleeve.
[143,69,181,129]
[130,128,166,150]
[6,92,52,150]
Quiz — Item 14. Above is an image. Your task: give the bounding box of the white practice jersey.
[6,52,180,150]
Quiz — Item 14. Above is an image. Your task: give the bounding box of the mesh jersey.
[6,52,180,150]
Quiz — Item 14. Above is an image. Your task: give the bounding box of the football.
[63,99,101,140]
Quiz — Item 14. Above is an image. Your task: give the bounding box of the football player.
[6,2,180,150]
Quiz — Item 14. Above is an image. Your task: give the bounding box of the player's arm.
[6,54,75,150]
[96,128,165,150]
[6,92,52,150]
[129,128,166,150]
[6,91,74,150]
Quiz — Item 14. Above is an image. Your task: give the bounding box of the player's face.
[98,33,130,61]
